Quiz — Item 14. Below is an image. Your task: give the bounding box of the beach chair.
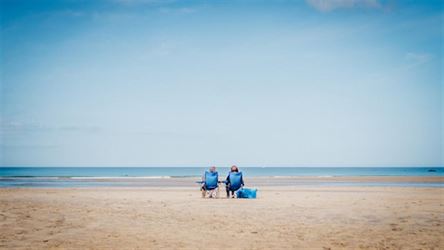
[200,171,219,198]
[226,172,243,198]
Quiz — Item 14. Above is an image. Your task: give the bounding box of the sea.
[0,167,443,188]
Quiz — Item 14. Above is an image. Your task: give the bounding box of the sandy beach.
[1,177,443,249]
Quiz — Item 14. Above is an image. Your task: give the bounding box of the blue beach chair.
[200,171,219,198]
[226,172,244,198]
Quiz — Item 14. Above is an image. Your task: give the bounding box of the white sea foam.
[0,176,173,180]
[0,177,61,180]
[69,176,172,179]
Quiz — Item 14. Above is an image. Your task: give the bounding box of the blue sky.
[0,0,442,167]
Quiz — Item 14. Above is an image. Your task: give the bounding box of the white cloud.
[112,0,175,6]
[0,121,102,134]
[405,52,432,65]
[151,41,177,56]
[305,0,382,12]
[158,7,197,14]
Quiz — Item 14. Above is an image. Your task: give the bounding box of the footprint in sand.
[390,223,402,231]
[15,229,26,235]
[398,217,409,223]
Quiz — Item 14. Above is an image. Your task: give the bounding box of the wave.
[70,176,172,179]
[0,176,174,180]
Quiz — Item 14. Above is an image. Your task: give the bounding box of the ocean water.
[1,167,443,177]
[0,167,442,188]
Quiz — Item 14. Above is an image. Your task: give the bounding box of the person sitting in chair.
[225,165,244,198]
[201,166,219,198]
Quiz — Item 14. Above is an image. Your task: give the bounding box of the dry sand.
[1,184,443,249]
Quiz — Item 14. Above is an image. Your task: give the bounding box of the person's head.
[209,166,216,172]
[230,165,239,172]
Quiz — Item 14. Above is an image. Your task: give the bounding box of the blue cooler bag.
[236,188,257,199]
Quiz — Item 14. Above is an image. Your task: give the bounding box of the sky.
[0,0,442,167]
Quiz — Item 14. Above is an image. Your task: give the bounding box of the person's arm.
[226,174,230,184]
[240,175,244,187]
